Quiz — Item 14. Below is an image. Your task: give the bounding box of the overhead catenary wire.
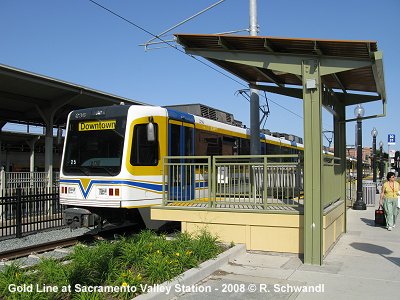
[87,0,245,86]
[87,0,333,132]
[237,89,302,119]
[142,0,226,49]
[236,89,332,138]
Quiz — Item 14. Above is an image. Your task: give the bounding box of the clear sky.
[0,0,399,151]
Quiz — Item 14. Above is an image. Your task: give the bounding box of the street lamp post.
[379,141,384,180]
[371,128,378,193]
[353,104,366,210]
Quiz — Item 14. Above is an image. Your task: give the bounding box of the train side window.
[266,143,279,155]
[222,136,236,155]
[266,143,281,162]
[239,138,250,155]
[184,126,193,156]
[281,146,290,155]
[196,130,222,156]
[261,142,266,155]
[131,124,159,166]
[170,124,181,156]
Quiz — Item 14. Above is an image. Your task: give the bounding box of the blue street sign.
[388,134,396,144]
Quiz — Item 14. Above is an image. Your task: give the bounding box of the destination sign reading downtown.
[79,120,116,131]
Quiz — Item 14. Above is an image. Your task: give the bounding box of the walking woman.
[379,172,400,231]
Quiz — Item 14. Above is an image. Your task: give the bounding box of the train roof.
[163,104,303,148]
[190,111,304,149]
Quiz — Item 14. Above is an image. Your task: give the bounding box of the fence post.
[0,167,5,197]
[296,157,301,203]
[349,178,352,206]
[16,187,22,238]
[263,156,268,209]
[210,156,215,208]
[0,168,4,221]
[47,185,54,216]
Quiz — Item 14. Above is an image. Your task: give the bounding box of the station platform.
[174,196,399,299]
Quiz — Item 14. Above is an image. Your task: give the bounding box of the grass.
[0,229,224,300]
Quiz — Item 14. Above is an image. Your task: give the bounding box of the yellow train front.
[60,105,171,229]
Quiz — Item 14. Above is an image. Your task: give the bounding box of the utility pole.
[249,0,260,155]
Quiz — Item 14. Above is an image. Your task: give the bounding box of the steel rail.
[0,236,84,260]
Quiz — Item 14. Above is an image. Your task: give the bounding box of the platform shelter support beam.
[26,137,40,173]
[36,105,55,189]
[0,121,4,169]
[36,93,81,188]
[45,120,54,188]
[302,60,323,265]
[334,102,347,232]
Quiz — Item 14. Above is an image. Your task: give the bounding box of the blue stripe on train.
[60,179,163,199]
[166,108,195,123]
[60,179,208,199]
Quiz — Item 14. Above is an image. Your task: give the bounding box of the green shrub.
[0,263,47,300]
[191,229,223,262]
[68,241,120,287]
[0,229,223,299]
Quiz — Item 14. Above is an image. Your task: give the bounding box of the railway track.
[0,236,83,260]
[0,223,140,261]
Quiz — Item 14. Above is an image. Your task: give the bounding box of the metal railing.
[0,187,64,239]
[322,155,342,208]
[0,170,59,196]
[162,156,211,205]
[346,178,357,206]
[212,155,302,209]
[162,155,303,211]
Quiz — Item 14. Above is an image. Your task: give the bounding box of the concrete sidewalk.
[173,203,400,300]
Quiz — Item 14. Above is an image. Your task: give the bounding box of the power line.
[88,0,245,86]
[88,0,332,130]
[143,0,226,47]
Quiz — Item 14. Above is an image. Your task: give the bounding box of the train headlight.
[98,188,107,196]
[67,187,76,195]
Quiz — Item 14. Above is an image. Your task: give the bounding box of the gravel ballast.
[0,227,90,253]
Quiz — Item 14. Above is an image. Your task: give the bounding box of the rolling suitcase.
[375,206,386,227]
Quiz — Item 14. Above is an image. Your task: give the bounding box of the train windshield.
[63,117,127,176]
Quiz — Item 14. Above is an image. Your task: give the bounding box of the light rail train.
[59,104,319,229]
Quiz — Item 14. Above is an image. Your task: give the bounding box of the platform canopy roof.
[0,64,146,127]
[175,34,386,119]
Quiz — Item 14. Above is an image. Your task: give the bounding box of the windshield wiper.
[89,166,115,176]
[66,166,90,176]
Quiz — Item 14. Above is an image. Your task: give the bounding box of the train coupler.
[64,208,100,230]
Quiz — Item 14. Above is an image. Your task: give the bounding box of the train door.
[168,120,195,200]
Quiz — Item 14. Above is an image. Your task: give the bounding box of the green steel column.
[334,102,347,232]
[302,60,323,265]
